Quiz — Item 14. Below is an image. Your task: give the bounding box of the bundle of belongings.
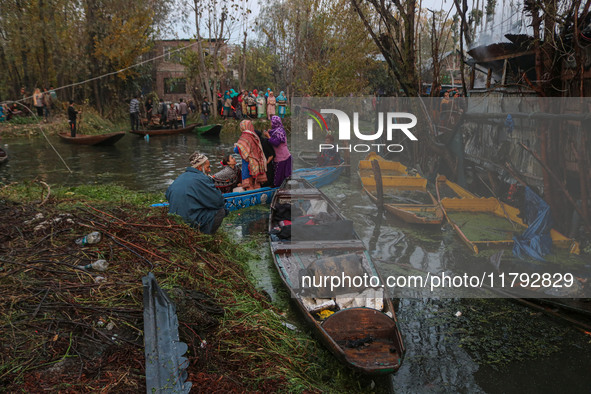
[270,199,355,242]
[301,254,386,319]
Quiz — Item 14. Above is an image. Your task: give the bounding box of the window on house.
[164,78,186,94]
[164,46,183,63]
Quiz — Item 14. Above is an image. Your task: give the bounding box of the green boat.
[194,124,222,137]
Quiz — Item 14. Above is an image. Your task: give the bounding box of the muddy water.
[1,133,590,393]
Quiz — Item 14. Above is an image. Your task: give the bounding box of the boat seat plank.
[272,240,366,253]
[277,189,323,197]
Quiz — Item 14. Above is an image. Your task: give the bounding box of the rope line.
[1,40,201,105]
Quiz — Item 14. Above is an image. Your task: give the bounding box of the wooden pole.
[371,160,384,214]
[520,142,591,233]
[504,161,532,189]
[572,140,589,225]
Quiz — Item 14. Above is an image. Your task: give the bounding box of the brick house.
[151,39,237,103]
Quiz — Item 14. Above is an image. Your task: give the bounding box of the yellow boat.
[435,175,579,254]
[359,153,443,225]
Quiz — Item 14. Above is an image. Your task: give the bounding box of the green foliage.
[0,182,163,207]
[0,0,175,112]
[486,0,498,16]
[427,298,580,369]
[234,45,281,89]
[257,0,381,95]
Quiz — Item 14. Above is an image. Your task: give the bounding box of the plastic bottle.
[78,259,109,271]
[75,231,101,246]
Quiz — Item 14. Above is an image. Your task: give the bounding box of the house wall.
[151,40,237,103]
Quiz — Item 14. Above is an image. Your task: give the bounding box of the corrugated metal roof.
[143,272,192,394]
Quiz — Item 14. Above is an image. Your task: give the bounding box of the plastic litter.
[317,309,335,320]
[78,259,109,271]
[281,321,298,331]
[75,231,101,246]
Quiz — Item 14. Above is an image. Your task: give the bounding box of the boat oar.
[477,174,517,230]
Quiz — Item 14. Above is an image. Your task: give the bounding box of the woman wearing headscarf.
[264,116,292,187]
[266,91,276,120]
[212,153,242,193]
[276,91,287,118]
[234,120,267,190]
[223,91,231,118]
[256,91,266,119]
[240,91,248,117]
[229,89,238,118]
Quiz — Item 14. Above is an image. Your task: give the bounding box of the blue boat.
[292,165,345,188]
[223,186,277,211]
[152,165,344,212]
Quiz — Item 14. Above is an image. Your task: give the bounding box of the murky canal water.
[1,132,590,393]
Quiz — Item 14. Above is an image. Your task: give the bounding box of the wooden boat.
[152,166,344,212]
[224,186,277,211]
[359,153,443,224]
[130,123,197,136]
[0,148,7,164]
[58,131,125,146]
[224,166,344,211]
[436,175,579,254]
[269,178,405,375]
[194,124,222,137]
[292,165,345,188]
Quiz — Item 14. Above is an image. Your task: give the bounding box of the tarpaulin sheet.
[513,187,552,261]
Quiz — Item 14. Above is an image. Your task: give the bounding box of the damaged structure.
[440,30,591,237]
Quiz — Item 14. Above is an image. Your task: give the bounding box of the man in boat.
[178,98,188,128]
[67,100,78,137]
[317,134,343,167]
[166,152,228,234]
[157,98,167,125]
[201,97,210,125]
[167,103,178,129]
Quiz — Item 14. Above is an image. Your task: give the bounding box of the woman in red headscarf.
[234,120,267,190]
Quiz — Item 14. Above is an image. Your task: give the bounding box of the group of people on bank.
[218,89,288,120]
[0,86,58,123]
[128,88,288,132]
[166,116,292,234]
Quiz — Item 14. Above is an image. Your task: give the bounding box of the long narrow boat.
[358,153,443,224]
[269,178,405,375]
[436,175,579,254]
[130,124,197,136]
[292,165,345,188]
[0,147,8,164]
[152,166,345,211]
[58,132,125,146]
[194,124,222,137]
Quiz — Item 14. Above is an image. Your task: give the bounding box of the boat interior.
[270,180,403,371]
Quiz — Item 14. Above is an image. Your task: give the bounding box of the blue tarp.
[512,187,553,261]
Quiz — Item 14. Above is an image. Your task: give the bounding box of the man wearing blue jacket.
[166,152,227,234]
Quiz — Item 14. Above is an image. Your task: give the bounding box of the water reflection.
[0,132,241,192]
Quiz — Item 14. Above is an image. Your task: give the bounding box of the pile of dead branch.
[0,197,320,392]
